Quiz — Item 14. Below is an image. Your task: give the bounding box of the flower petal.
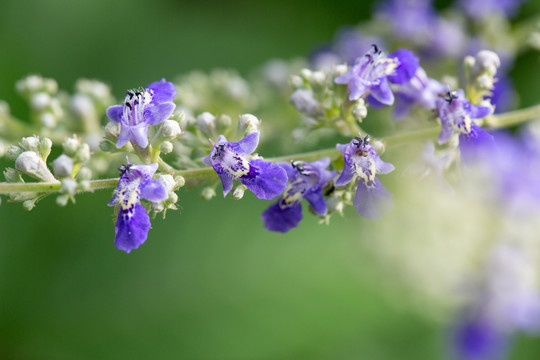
[147,78,177,103]
[130,124,149,148]
[241,159,287,200]
[261,201,303,233]
[228,131,259,155]
[370,78,394,105]
[459,124,495,165]
[388,48,419,84]
[304,191,327,216]
[140,178,168,202]
[217,169,234,197]
[145,102,176,125]
[106,105,123,123]
[114,204,151,253]
[353,178,393,220]
[116,125,131,148]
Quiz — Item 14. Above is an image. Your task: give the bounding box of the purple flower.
[333,28,385,65]
[436,90,493,150]
[459,0,526,20]
[453,315,508,360]
[393,67,446,119]
[108,162,168,253]
[335,137,394,219]
[335,45,398,105]
[106,79,176,148]
[202,132,287,200]
[261,158,336,233]
[376,0,437,42]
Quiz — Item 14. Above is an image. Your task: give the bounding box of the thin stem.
[1,103,540,195]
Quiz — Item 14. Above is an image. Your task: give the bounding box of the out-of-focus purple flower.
[453,315,508,360]
[108,162,167,253]
[335,45,398,105]
[376,0,436,42]
[335,136,394,219]
[261,158,336,233]
[479,129,540,212]
[393,67,446,119]
[489,75,516,113]
[459,0,527,20]
[106,79,176,148]
[436,90,494,161]
[333,28,385,65]
[202,132,287,200]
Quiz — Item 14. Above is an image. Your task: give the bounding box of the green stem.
[1,103,540,195]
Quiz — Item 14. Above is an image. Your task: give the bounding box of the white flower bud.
[290,89,322,116]
[20,136,40,152]
[149,201,165,212]
[76,143,91,163]
[290,75,304,88]
[168,192,178,204]
[238,113,261,135]
[40,112,57,128]
[300,68,312,81]
[15,151,56,182]
[475,50,500,76]
[159,174,176,193]
[4,168,23,183]
[52,154,74,177]
[174,176,185,188]
[39,137,52,160]
[79,180,90,191]
[77,167,92,180]
[30,92,51,111]
[463,56,476,71]
[7,145,22,161]
[0,100,10,115]
[216,114,232,132]
[63,136,80,156]
[71,94,95,118]
[197,112,216,135]
[160,120,182,139]
[160,141,173,154]
[351,99,368,121]
[104,122,121,139]
[61,178,78,196]
[311,71,326,86]
[200,186,216,200]
[333,64,348,77]
[476,74,494,90]
[43,78,58,94]
[23,199,37,211]
[56,194,70,207]
[232,185,246,200]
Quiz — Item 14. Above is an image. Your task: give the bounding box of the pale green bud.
[63,136,80,156]
[238,113,260,135]
[56,194,70,207]
[30,92,51,111]
[39,137,52,160]
[232,185,246,200]
[23,199,37,211]
[61,178,78,196]
[39,112,57,128]
[174,176,185,188]
[197,112,217,135]
[75,143,91,163]
[16,151,56,182]
[200,186,216,200]
[216,114,232,133]
[160,141,173,154]
[20,136,40,152]
[77,167,92,181]
[4,167,23,183]
[7,145,22,161]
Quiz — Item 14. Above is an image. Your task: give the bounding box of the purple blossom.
[436,90,494,159]
[459,0,527,20]
[106,79,176,148]
[202,132,287,200]
[393,67,446,119]
[333,28,385,65]
[453,315,508,360]
[108,162,167,253]
[261,158,336,233]
[335,45,398,105]
[376,0,437,42]
[335,137,394,219]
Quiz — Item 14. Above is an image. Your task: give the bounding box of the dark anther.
[324,183,335,196]
[212,144,226,159]
[291,160,307,175]
[444,90,458,104]
[126,92,134,99]
[118,163,133,176]
[353,135,369,149]
[371,44,381,54]
[125,102,132,110]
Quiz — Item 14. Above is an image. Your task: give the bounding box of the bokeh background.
[1,0,540,359]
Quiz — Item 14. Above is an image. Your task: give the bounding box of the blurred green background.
[1,0,540,359]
